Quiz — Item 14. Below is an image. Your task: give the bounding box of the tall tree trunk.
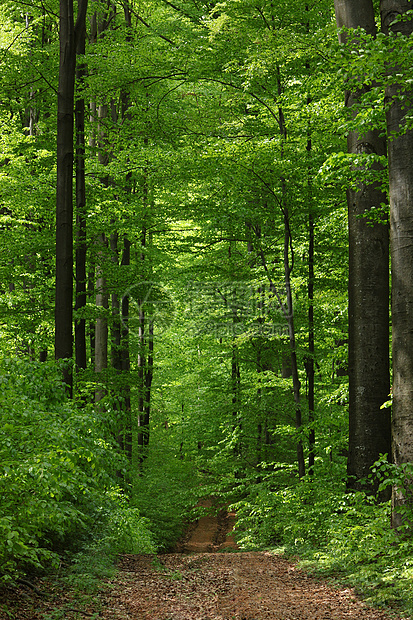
[95,233,108,403]
[117,1,133,459]
[111,230,122,372]
[121,235,132,461]
[334,0,391,497]
[306,43,316,474]
[88,262,96,367]
[136,254,154,461]
[94,100,110,404]
[75,1,88,372]
[380,0,413,527]
[88,97,97,370]
[228,242,242,461]
[55,0,88,391]
[137,227,149,459]
[307,197,315,476]
[277,67,305,479]
[136,146,154,462]
[55,0,76,392]
[144,317,154,442]
[283,208,306,479]
[251,213,304,477]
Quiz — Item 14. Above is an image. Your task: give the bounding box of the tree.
[380,0,413,528]
[334,0,391,497]
[74,0,88,372]
[55,0,88,391]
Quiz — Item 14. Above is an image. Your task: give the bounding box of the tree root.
[16,578,48,598]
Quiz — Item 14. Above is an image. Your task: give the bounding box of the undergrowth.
[231,463,413,617]
[132,445,199,551]
[0,358,156,586]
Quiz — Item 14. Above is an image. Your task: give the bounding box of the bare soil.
[102,551,408,620]
[0,506,409,620]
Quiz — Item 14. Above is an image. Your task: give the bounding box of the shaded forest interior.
[1,0,413,618]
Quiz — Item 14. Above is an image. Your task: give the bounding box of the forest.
[1,0,413,616]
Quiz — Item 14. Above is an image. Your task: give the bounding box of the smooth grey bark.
[380,0,413,528]
[334,0,377,32]
[334,0,391,497]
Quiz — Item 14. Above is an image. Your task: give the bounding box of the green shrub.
[0,358,124,582]
[133,446,199,551]
[233,475,343,550]
[233,469,413,616]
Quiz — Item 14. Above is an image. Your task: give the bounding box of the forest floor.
[0,503,409,620]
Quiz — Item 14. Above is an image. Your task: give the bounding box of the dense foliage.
[0,358,155,582]
[1,0,413,616]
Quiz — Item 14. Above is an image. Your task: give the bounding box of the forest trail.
[176,499,238,553]
[99,505,407,620]
[0,505,408,620]
[102,552,406,620]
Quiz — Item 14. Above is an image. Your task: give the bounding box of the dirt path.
[177,500,238,553]
[0,506,408,619]
[98,506,407,620]
[102,552,407,620]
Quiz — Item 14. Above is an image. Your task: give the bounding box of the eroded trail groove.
[102,552,405,620]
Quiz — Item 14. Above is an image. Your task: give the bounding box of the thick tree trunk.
[55,0,76,391]
[55,0,88,390]
[117,6,133,458]
[380,0,413,528]
[94,99,110,403]
[334,0,391,497]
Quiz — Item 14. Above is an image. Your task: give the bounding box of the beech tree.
[334,0,391,497]
[55,0,88,391]
[380,0,413,528]
[7,0,413,575]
